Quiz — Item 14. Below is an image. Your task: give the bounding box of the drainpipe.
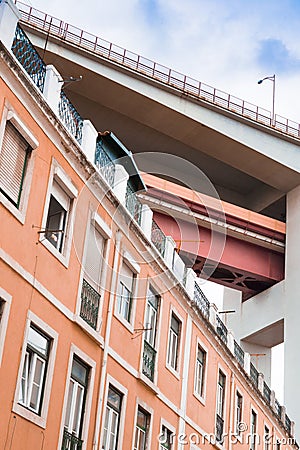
[92,230,121,450]
[228,373,235,450]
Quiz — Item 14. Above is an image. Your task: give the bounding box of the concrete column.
[185,268,197,298]
[0,0,21,51]
[244,352,251,375]
[209,303,218,329]
[163,236,176,269]
[172,251,186,283]
[284,184,300,440]
[43,65,62,116]
[227,330,235,354]
[112,164,129,204]
[140,204,153,240]
[223,287,242,337]
[258,372,264,394]
[81,120,98,164]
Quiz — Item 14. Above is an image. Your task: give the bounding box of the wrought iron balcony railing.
[151,220,166,256]
[285,414,292,435]
[216,315,228,344]
[263,381,271,405]
[274,398,282,418]
[193,283,210,319]
[216,414,224,443]
[58,91,83,144]
[125,183,142,225]
[80,279,101,330]
[234,340,244,367]
[62,429,83,450]
[11,24,46,92]
[95,140,115,187]
[250,362,259,388]
[142,340,156,381]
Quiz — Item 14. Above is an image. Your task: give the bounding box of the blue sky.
[24,0,287,397]
[24,0,300,123]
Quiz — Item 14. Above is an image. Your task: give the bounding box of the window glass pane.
[137,409,147,429]
[71,358,88,385]
[197,347,204,363]
[45,195,66,250]
[27,327,49,357]
[72,384,84,435]
[65,379,75,428]
[107,387,122,411]
[171,315,179,334]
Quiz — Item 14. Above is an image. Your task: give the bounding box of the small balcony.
[142,340,156,382]
[80,279,101,330]
[62,429,83,450]
[193,283,210,319]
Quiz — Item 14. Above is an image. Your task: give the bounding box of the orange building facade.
[0,1,297,450]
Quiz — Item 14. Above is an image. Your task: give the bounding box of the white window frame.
[193,337,208,404]
[234,389,243,440]
[249,406,258,450]
[0,287,12,367]
[264,423,271,450]
[76,209,112,333]
[215,363,228,446]
[114,250,140,332]
[166,306,183,377]
[159,417,175,450]
[58,344,96,450]
[131,398,153,450]
[0,103,38,224]
[40,160,78,267]
[100,375,128,450]
[13,311,58,428]
[133,407,150,450]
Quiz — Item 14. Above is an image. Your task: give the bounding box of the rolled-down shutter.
[0,121,29,207]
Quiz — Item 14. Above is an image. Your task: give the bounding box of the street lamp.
[257,74,276,126]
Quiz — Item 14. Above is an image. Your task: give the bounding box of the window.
[117,262,134,322]
[45,181,70,252]
[0,121,31,208]
[142,287,159,381]
[216,370,226,442]
[80,223,104,329]
[18,325,50,414]
[160,425,173,450]
[134,407,150,450]
[194,344,206,398]
[167,313,181,371]
[235,391,243,436]
[264,425,270,450]
[102,386,123,450]
[63,357,89,449]
[250,410,257,450]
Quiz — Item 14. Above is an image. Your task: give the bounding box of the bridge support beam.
[284,184,300,439]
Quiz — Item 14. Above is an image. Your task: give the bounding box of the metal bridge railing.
[11,23,46,92]
[15,0,300,140]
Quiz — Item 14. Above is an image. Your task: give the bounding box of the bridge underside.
[23,23,300,222]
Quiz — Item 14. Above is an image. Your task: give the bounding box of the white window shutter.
[0,121,29,206]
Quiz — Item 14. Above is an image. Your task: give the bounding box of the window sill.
[74,315,104,347]
[165,363,180,380]
[40,237,70,268]
[193,391,206,406]
[114,311,134,334]
[0,193,26,224]
[138,372,159,395]
[12,402,47,428]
